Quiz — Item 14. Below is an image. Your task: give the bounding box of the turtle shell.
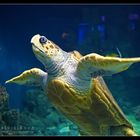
[47,76,133,135]
[46,51,133,136]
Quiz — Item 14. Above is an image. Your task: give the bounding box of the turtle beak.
[31,34,46,54]
[31,34,40,44]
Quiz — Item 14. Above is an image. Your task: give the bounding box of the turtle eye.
[39,36,47,44]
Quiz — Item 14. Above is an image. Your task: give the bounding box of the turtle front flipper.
[5,68,47,87]
[76,53,140,79]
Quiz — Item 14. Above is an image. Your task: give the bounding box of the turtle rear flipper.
[76,53,140,79]
[110,125,137,136]
[5,68,47,87]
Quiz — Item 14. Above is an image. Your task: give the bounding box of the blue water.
[0,4,140,136]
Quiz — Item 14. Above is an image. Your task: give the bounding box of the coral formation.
[0,85,9,112]
[0,85,20,135]
[0,85,79,136]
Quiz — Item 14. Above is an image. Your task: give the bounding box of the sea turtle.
[5,34,140,136]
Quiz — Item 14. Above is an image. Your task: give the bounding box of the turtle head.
[31,34,68,74]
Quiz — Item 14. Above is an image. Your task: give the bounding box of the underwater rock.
[0,85,17,127]
[2,109,20,126]
[0,85,9,112]
[0,85,79,136]
[46,127,59,135]
[19,111,47,135]
[58,120,79,136]
[69,124,79,136]
[59,126,70,135]
[35,93,52,118]
[0,85,23,135]
[0,85,9,127]
[45,110,61,126]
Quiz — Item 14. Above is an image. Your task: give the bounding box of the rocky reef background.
[0,85,79,136]
[1,82,140,136]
